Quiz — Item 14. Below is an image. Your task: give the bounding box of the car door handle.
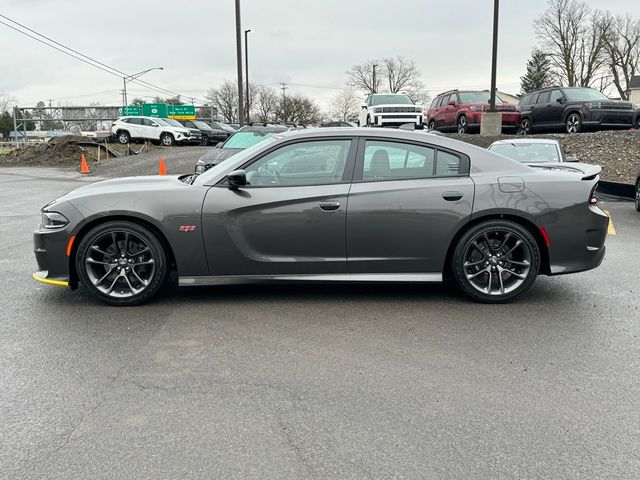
[319,201,340,211]
[442,191,464,201]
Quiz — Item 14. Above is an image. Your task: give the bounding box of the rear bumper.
[547,204,609,275]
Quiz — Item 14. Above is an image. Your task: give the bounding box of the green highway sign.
[121,105,142,116]
[142,103,169,118]
[168,105,196,120]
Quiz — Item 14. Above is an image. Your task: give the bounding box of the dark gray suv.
[518,87,634,134]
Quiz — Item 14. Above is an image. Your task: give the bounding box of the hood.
[55,175,187,204]
[198,147,242,165]
[527,162,601,180]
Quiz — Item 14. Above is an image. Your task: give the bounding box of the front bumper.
[583,109,634,128]
[33,224,72,286]
[373,114,423,126]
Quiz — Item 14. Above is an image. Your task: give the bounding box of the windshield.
[192,120,212,130]
[563,88,609,101]
[223,131,278,149]
[458,91,504,104]
[489,142,561,164]
[370,94,413,106]
[163,118,185,128]
[193,137,279,186]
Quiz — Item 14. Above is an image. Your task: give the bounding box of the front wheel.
[160,133,175,147]
[366,116,372,127]
[76,221,168,306]
[519,118,531,135]
[117,130,130,144]
[566,113,582,134]
[457,115,468,134]
[452,220,540,303]
[428,119,436,130]
[635,180,640,212]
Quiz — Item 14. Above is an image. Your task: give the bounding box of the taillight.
[589,183,598,205]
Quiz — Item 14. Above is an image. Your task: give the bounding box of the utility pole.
[372,64,378,94]
[235,0,245,126]
[489,0,499,112]
[244,29,252,124]
[279,82,288,123]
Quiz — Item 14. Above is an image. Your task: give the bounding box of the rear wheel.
[76,221,168,306]
[457,115,468,134]
[117,130,130,144]
[634,115,640,130]
[566,113,582,133]
[160,133,175,147]
[452,220,540,303]
[635,179,640,212]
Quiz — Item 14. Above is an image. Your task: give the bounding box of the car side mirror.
[227,169,247,187]
[448,100,457,106]
[151,123,159,127]
[566,155,579,162]
[361,104,367,109]
[556,97,565,104]
[216,142,223,148]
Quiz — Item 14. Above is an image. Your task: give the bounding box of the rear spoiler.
[528,162,601,180]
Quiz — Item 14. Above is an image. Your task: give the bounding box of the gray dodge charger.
[33,128,609,306]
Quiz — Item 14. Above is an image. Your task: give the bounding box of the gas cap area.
[498,176,525,193]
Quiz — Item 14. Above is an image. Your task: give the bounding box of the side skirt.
[179,273,443,287]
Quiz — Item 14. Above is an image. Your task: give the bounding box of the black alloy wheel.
[452,220,541,303]
[76,221,168,306]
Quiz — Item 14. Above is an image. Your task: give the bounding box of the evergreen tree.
[520,50,553,94]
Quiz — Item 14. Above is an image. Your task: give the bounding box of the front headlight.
[415,107,422,113]
[195,164,206,174]
[585,102,602,109]
[42,211,69,229]
[373,107,382,113]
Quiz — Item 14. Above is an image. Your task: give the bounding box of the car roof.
[238,125,289,133]
[489,138,560,146]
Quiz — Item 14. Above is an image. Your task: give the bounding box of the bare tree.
[277,93,323,125]
[347,60,382,94]
[0,90,17,114]
[600,12,640,99]
[534,0,609,88]
[206,80,258,123]
[328,86,361,121]
[383,56,420,93]
[254,86,279,122]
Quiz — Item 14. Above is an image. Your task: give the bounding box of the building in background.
[629,76,640,104]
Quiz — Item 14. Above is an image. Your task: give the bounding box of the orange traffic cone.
[159,157,167,175]
[79,154,90,174]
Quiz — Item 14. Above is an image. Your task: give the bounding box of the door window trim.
[352,137,470,183]
[214,136,358,188]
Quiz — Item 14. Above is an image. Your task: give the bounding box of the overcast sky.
[2,0,640,110]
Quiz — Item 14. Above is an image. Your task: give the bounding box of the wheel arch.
[68,214,177,289]
[442,213,551,280]
[563,109,582,122]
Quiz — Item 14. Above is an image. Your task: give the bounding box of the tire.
[635,179,640,212]
[451,220,541,303]
[76,221,168,306]
[366,116,372,127]
[634,115,640,130]
[428,119,436,131]
[160,133,175,147]
[519,118,532,135]
[201,137,209,146]
[117,130,130,144]
[565,112,582,134]
[457,115,468,134]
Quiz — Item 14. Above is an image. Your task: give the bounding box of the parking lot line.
[604,210,616,235]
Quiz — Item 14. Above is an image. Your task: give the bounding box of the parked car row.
[110,117,237,146]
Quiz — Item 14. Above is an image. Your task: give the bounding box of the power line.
[0,14,207,103]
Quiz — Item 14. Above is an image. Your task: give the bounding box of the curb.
[597,180,635,199]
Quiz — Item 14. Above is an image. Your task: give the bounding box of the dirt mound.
[447,130,640,184]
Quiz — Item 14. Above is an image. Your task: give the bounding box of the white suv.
[111,116,191,146]
[359,93,423,128]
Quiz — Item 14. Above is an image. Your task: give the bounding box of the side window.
[449,93,459,105]
[549,90,563,103]
[129,118,143,125]
[244,140,352,187]
[519,95,529,107]
[538,91,551,104]
[362,141,435,181]
[141,118,156,126]
[429,97,439,109]
[435,151,462,176]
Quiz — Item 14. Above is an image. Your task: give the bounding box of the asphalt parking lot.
[1,167,639,479]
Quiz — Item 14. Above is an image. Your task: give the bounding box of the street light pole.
[245,29,252,123]
[489,0,499,112]
[122,67,164,111]
[372,64,378,94]
[235,0,245,126]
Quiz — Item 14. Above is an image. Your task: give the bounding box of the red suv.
[424,90,520,133]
